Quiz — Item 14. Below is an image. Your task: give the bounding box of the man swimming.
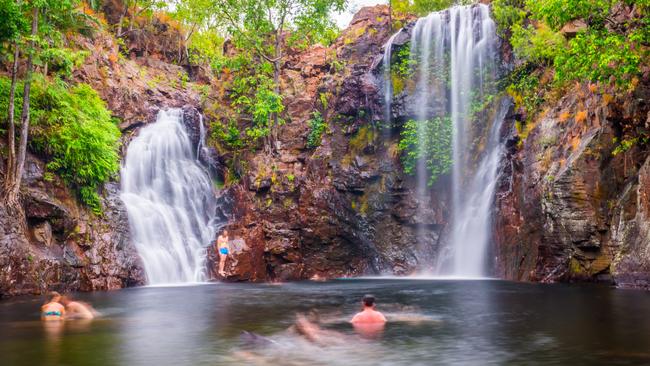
[60,295,98,319]
[350,294,387,338]
[216,229,230,276]
[41,292,66,321]
[351,294,387,324]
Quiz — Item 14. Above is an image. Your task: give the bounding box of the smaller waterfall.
[383,29,401,124]
[121,109,218,285]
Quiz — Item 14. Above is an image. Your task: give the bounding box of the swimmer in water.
[351,294,387,324]
[216,229,230,276]
[41,292,66,321]
[60,295,98,319]
[350,294,387,338]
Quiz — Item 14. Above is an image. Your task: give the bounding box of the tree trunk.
[117,4,128,37]
[4,6,39,208]
[270,28,283,155]
[4,44,20,194]
[389,0,393,32]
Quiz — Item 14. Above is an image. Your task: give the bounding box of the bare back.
[41,302,65,321]
[66,301,96,319]
[351,308,387,324]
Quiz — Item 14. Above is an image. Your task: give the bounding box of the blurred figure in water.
[351,294,386,338]
[60,295,98,319]
[41,292,65,321]
[216,229,230,276]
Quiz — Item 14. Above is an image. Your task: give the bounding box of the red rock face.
[0,153,145,298]
[494,81,650,288]
[208,6,447,282]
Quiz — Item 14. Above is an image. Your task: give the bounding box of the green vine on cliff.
[398,116,453,185]
[307,111,327,148]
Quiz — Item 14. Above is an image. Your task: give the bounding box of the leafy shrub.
[307,111,326,148]
[39,48,90,77]
[0,76,121,213]
[491,0,526,36]
[554,30,643,88]
[525,0,614,30]
[510,22,564,65]
[398,116,452,185]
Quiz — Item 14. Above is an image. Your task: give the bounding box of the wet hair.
[47,291,61,302]
[362,294,376,307]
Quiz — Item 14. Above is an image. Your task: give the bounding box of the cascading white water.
[383,30,401,124]
[120,109,218,284]
[386,4,502,276]
[449,99,509,276]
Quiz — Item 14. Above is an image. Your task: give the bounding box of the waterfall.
[386,4,502,276]
[120,109,218,285]
[383,29,401,124]
[448,98,509,276]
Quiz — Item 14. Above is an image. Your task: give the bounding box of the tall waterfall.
[386,4,503,276]
[121,109,218,284]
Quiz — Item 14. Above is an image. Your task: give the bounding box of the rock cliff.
[1,3,649,296]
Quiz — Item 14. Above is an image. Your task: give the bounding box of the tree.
[1,0,85,208]
[210,0,345,153]
[0,0,28,209]
[115,0,165,37]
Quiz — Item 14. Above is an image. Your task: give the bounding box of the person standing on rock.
[216,230,230,277]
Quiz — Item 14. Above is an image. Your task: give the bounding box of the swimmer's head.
[59,295,71,305]
[47,291,61,303]
[223,229,229,236]
[362,294,376,308]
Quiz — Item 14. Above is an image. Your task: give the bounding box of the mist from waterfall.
[384,4,503,277]
[120,109,218,285]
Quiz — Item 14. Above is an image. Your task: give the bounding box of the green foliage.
[525,0,614,30]
[0,76,120,213]
[611,136,649,156]
[493,0,649,123]
[388,43,416,95]
[504,64,547,120]
[392,44,415,78]
[307,110,326,148]
[212,120,244,149]
[0,0,28,43]
[214,54,283,145]
[554,30,643,88]
[491,0,526,36]
[392,0,459,17]
[398,117,453,185]
[510,23,564,65]
[40,48,90,77]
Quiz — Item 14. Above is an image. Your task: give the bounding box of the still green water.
[1,279,649,365]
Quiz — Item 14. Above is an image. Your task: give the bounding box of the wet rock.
[32,222,53,247]
[0,155,145,298]
[494,82,650,288]
[560,19,587,38]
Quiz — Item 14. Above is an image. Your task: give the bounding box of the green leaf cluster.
[306,110,326,148]
[398,116,453,185]
[493,0,649,119]
[0,76,121,213]
[392,0,466,17]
